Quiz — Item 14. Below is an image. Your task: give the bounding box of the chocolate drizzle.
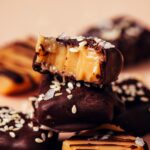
[56,36,115,51]
[0,69,24,83]
[0,37,42,95]
[13,41,34,50]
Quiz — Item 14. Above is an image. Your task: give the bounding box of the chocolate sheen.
[33,74,124,132]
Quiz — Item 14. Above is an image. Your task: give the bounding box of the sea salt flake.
[135,137,145,147]
[104,42,115,49]
[79,41,87,47]
[44,89,55,100]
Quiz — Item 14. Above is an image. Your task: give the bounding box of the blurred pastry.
[33,35,123,85]
[0,37,42,95]
[82,16,150,67]
[0,106,58,150]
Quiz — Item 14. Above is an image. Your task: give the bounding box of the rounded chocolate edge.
[101,47,124,84]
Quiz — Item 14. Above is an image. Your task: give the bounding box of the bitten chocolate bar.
[63,129,148,150]
[33,35,123,85]
[82,16,150,67]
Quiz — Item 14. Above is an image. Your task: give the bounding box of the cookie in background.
[0,106,58,150]
[0,37,42,95]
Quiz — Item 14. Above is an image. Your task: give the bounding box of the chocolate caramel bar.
[63,130,148,150]
[33,35,123,85]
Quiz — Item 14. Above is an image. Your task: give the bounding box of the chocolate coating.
[33,74,124,132]
[56,36,115,51]
[115,104,150,136]
[82,16,150,67]
[0,107,58,150]
[0,69,24,83]
[112,77,150,135]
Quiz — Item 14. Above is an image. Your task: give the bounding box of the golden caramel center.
[36,36,105,83]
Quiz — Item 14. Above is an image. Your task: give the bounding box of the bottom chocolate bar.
[32,74,124,132]
[63,129,148,150]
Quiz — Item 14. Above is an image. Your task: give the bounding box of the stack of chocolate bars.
[0,16,149,150]
[30,35,149,149]
[32,35,123,131]
[0,34,149,149]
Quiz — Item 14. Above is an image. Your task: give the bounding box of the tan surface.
[0,0,150,44]
[0,1,149,147]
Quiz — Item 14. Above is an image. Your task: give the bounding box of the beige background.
[0,0,150,44]
[0,0,150,146]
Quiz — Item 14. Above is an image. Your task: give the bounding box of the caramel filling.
[36,36,104,83]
